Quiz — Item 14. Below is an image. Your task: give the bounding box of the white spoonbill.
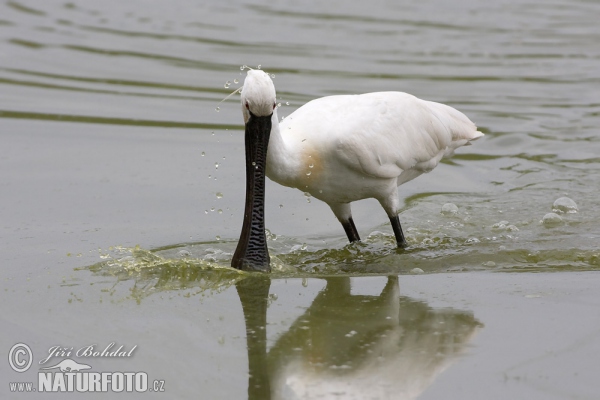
[232,70,483,272]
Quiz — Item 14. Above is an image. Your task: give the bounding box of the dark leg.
[341,216,361,243]
[390,215,407,248]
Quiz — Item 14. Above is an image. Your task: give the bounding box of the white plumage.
[262,78,483,242]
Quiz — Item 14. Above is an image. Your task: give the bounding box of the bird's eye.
[273,103,276,110]
[245,101,249,110]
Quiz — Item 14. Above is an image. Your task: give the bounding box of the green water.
[1,0,599,398]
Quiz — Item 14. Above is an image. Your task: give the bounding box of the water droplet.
[217,209,223,214]
[281,116,285,121]
[304,192,311,203]
[410,268,424,274]
[210,207,215,212]
[201,151,205,157]
[215,107,220,112]
[552,197,578,213]
[306,171,311,176]
[302,278,308,287]
[309,163,314,169]
[224,80,231,88]
[234,78,239,84]
[215,235,221,241]
[208,174,211,179]
[483,261,496,267]
[286,101,290,105]
[279,204,283,208]
[251,161,256,166]
[277,102,281,108]
[215,162,219,169]
[216,192,223,199]
[257,64,261,69]
[204,210,208,214]
[271,73,275,78]
[240,65,247,71]
[319,190,323,193]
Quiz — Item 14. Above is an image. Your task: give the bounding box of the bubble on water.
[491,221,510,231]
[201,151,205,157]
[552,197,578,213]
[177,250,191,258]
[542,212,563,226]
[216,192,223,199]
[506,224,519,232]
[234,78,239,84]
[441,203,458,216]
[215,107,220,112]
[410,268,424,274]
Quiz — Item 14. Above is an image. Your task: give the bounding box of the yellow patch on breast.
[297,140,325,193]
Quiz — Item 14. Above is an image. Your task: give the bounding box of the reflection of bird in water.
[261,277,482,400]
[232,70,483,271]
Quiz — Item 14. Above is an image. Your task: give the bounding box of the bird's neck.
[266,111,301,187]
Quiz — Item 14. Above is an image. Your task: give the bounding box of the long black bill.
[231,112,272,272]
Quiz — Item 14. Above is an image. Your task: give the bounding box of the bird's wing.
[314,92,483,180]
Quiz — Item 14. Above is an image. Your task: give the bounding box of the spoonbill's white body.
[232,70,483,272]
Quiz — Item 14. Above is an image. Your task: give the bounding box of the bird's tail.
[426,100,484,156]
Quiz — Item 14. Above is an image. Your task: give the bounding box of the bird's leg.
[342,217,361,243]
[389,214,407,248]
[378,192,407,248]
[330,202,361,243]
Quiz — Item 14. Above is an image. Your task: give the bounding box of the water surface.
[1,0,599,398]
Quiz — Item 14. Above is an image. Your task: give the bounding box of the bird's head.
[241,70,277,124]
